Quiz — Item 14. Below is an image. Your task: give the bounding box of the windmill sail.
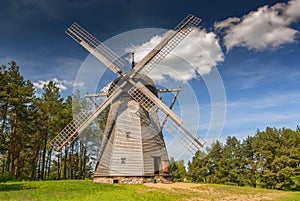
[128,82,183,125]
[66,22,126,74]
[122,14,204,154]
[127,82,204,154]
[132,14,201,76]
[50,87,123,151]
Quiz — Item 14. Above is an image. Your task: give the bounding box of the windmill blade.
[50,87,123,152]
[157,87,181,93]
[127,82,204,152]
[127,82,204,154]
[128,81,183,125]
[163,118,205,154]
[131,14,201,76]
[66,22,126,75]
[157,88,204,154]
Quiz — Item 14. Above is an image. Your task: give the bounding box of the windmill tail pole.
[160,87,181,129]
[131,52,135,69]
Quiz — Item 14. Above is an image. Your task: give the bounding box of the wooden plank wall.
[94,95,170,177]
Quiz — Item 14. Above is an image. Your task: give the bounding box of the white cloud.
[73,81,85,88]
[125,28,224,82]
[33,78,82,91]
[215,0,300,51]
[214,17,240,31]
[286,0,300,21]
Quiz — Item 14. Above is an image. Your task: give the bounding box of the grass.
[0,180,298,201]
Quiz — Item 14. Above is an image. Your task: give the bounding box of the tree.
[36,81,63,180]
[240,136,258,187]
[0,61,102,181]
[187,150,209,182]
[0,61,35,179]
[170,157,186,181]
[187,141,224,183]
[220,136,242,185]
[187,127,300,190]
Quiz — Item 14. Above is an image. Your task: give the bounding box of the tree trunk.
[9,108,17,177]
[31,148,39,180]
[37,148,42,180]
[41,124,48,180]
[79,142,84,179]
[252,163,257,188]
[6,140,12,173]
[47,149,52,179]
[0,101,8,144]
[83,146,87,179]
[57,152,62,179]
[15,140,21,179]
[1,158,5,174]
[64,145,68,179]
[70,141,74,179]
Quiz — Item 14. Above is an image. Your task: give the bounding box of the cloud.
[33,78,83,91]
[214,17,240,31]
[125,28,224,82]
[215,0,300,51]
[286,0,300,20]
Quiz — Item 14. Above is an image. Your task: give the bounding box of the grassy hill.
[0,180,299,201]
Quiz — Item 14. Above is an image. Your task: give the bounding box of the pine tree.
[0,61,35,179]
[36,81,63,180]
[240,136,257,187]
[220,136,242,185]
[170,157,186,181]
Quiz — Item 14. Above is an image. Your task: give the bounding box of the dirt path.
[143,182,287,201]
[144,182,201,190]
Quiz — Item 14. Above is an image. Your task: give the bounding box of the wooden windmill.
[50,14,205,184]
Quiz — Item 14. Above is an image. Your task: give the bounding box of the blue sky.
[1,0,300,154]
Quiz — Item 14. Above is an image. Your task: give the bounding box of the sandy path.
[143,182,284,201]
[144,182,201,190]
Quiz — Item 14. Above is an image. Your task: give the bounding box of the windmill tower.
[50,14,205,184]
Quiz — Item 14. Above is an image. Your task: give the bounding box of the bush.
[0,173,13,182]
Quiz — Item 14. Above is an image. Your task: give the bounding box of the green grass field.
[0,180,299,201]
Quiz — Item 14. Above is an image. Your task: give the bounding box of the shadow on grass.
[0,183,36,191]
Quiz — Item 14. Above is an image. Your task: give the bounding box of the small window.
[121,157,126,164]
[126,131,130,138]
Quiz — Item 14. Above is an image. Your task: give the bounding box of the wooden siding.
[94,95,170,177]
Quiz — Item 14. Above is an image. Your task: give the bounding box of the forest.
[0,61,102,181]
[173,127,300,190]
[0,61,299,191]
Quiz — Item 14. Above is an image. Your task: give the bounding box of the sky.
[1,0,300,159]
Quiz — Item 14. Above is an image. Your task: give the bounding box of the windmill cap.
[110,72,157,96]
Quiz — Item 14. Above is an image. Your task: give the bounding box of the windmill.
[50,14,205,184]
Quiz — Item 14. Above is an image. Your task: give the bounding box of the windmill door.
[153,156,161,174]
